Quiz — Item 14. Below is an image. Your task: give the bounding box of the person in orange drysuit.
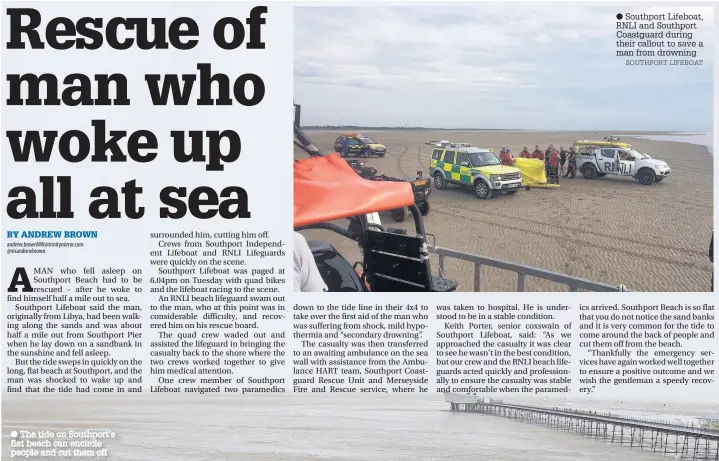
[519,146,531,158]
[500,148,514,166]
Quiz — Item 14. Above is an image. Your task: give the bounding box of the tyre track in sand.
[429,205,709,271]
[382,141,424,180]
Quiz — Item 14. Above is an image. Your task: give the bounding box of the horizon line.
[301,126,712,133]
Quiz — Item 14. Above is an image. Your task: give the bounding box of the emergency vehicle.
[333,134,386,158]
[573,140,671,185]
[429,143,523,199]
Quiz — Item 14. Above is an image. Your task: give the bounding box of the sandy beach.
[295,131,713,292]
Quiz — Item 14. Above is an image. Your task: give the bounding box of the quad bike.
[344,161,431,222]
[294,103,456,292]
[366,172,430,222]
[345,159,378,178]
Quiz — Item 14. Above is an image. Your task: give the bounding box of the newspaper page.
[2,2,717,461]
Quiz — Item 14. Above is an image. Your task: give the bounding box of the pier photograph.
[292,4,713,292]
[5,394,719,460]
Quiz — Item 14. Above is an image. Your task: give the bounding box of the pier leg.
[706,438,710,461]
[652,431,657,451]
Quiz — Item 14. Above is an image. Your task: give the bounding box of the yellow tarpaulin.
[512,158,560,188]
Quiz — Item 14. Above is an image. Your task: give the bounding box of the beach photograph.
[293,5,714,292]
[4,394,719,460]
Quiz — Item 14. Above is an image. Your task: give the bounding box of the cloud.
[295,5,713,130]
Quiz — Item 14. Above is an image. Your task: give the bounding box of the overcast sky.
[294,5,713,130]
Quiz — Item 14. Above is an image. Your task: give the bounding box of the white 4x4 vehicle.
[573,141,671,185]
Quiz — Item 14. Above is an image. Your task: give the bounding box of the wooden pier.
[446,394,719,459]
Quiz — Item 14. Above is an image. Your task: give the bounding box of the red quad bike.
[294,104,456,292]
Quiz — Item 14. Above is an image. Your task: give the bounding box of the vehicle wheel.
[582,164,597,179]
[433,172,447,190]
[363,149,371,158]
[418,201,430,216]
[391,208,406,222]
[474,180,493,199]
[638,169,656,185]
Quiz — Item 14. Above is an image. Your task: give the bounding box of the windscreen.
[627,148,649,159]
[468,151,501,167]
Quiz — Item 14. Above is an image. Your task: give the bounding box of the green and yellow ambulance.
[429,144,523,199]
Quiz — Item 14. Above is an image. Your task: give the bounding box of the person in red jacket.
[519,146,531,158]
[532,145,544,161]
[500,148,513,166]
[549,149,560,184]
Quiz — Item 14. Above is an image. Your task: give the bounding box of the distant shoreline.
[302,127,706,135]
[302,128,713,154]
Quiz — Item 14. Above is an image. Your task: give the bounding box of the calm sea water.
[3,395,718,461]
[626,132,714,153]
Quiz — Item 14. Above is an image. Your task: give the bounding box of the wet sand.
[295,131,713,292]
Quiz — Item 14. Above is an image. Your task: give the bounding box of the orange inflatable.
[294,153,414,228]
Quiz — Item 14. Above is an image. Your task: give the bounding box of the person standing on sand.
[545,144,554,158]
[532,145,543,159]
[543,145,554,178]
[549,149,560,184]
[564,147,577,178]
[499,148,513,166]
[559,146,567,177]
[520,146,531,158]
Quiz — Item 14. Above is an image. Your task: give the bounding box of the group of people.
[498,144,578,181]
